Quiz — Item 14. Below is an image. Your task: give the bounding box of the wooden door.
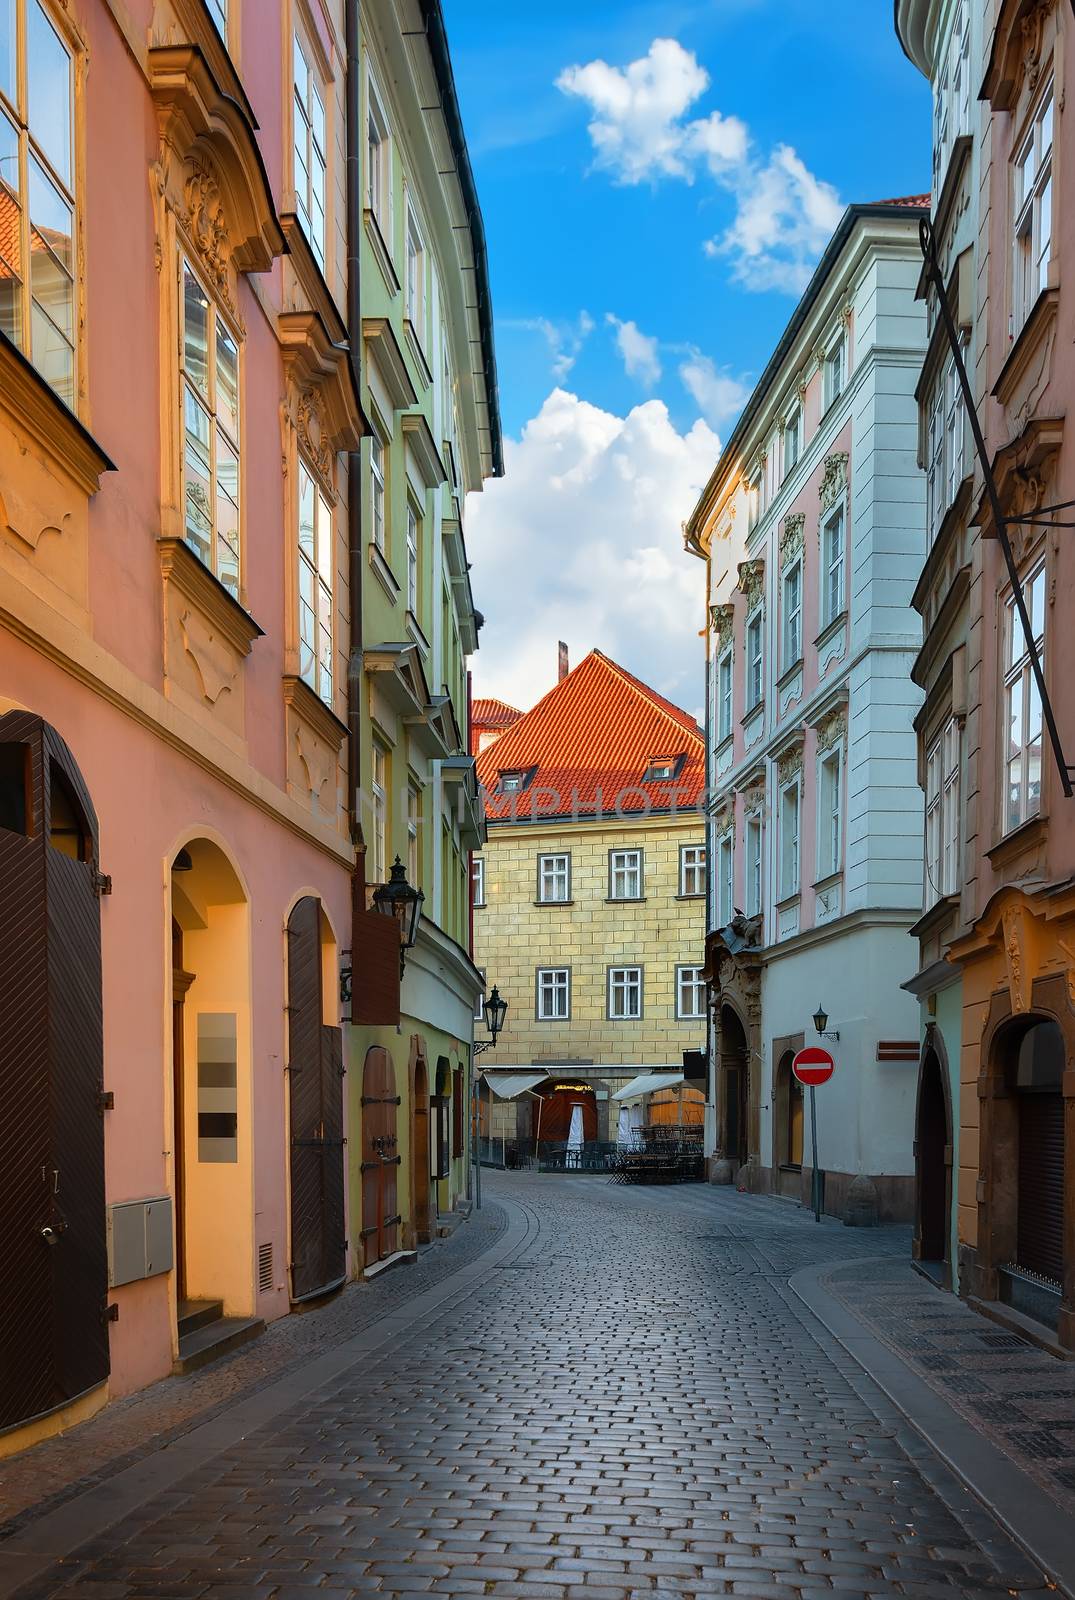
[288,898,346,1300]
[361,1048,399,1263]
[171,921,194,1303]
[1017,1091,1065,1282]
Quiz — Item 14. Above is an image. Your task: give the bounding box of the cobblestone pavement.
[822,1256,1075,1515]
[0,1206,506,1532]
[7,1175,1064,1599]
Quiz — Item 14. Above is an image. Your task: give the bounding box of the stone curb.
[0,1195,537,1600]
[789,1256,1075,1600]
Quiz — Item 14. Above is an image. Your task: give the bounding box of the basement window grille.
[258,1242,273,1293]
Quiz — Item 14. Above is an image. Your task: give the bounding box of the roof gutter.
[418,0,504,479]
[685,201,930,551]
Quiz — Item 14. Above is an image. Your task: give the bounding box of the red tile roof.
[477,650,704,824]
[472,696,523,731]
[871,193,931,208]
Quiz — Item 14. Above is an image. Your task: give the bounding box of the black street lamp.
[371,856,424,976]
[812,1003,840,1042]
[474,984,508,1056]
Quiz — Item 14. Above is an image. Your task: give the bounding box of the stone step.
[177,1298,224,1338]
[173,1315,264,1376]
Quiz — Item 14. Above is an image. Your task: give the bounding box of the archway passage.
[915,1049,950,1268]
[720,1005,749,1169]
[1011,1020,1065,1284]
[412,1052,431,1246]
[287,897,345,1302]
[0,712,109,1430]
[361,1048,399,1264]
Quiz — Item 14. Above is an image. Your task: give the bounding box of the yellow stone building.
[471,652,707,1159]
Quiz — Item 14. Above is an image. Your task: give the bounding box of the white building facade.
[686,202,931,1223]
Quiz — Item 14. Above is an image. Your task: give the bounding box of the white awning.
[612,1070,685,1104]
[482,1071,550,1100]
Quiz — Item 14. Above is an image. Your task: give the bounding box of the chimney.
[558,641,569,682]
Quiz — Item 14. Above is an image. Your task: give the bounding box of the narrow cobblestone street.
[2,1177,1066,1600]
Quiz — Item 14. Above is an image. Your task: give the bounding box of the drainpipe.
[346,0,365,905]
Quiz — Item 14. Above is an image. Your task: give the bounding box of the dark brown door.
[915,1052,949,1265]
[361,1048,399,1263]
[287,897,346,1301]
[171,922,195,1303]
[1017,1091,1064,1282]
[0,714,109,1429]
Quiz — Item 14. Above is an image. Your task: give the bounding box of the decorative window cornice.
[779,513,805,569]
[814,705,848,754]
[737,558,765,611]
[709,602,735,642]
[818,451,849,512]
[776,741,804,786]
[982,0,1058,112]
[279,309,365,485]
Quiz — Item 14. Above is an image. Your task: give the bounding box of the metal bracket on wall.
[919,216,1075,798]
[97,1090,114,1111]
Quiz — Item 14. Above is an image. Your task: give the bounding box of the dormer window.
[643,754,683,783]
[499,769,530,795]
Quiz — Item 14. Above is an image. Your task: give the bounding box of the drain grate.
[977,1331,1031,1351]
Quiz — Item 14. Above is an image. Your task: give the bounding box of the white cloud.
[677,351,751,429]
[558,37,842,296]
[606,313,662,388]
[505,311,594,380]
[466,388,719,716]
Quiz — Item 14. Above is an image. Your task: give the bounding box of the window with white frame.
[925,717,960,903]
[717,829,734,926]
[609,848,642,901]
[471,854,485,907]
[932,0,970,189]
[1013,82,1053,333]
[407,784,420,885]
[297,460,333,705]
[473,967,486,1022]
[537,967,569,1021]
[370,421,387,553]
[538,852,570,903]
[745,812,763,916]
[717,644,733,741]
[746,470,761,531]
[405,206,425,340]
[608,966,642,1021]
[745,610,763,710]
[206,0,227,36]
[816,746,842,880]
[680,843,705,897]
[371,743,387,883]
[366,77,390,234]
[925,340,970,539]
[824,334,846,409]
[293,34,327,267]
[676,965,706,1021]
[0,0,76,404]
[181,257,240,595]
[821,504,845,628]
[1003,562,1045,833]
[782,560,802,670]
[779,779,800,900]
[406,503,419,614]
[782,404,801,478]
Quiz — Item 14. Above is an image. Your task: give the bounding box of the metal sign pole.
[810,1084,820,1224]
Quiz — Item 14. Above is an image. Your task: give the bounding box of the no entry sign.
[791,1045,835,1087]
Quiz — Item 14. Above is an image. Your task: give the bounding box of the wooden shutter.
[288,897,346,1302]
[1017,1092,1065,1283]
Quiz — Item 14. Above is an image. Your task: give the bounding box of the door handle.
[40,1224,65,1246]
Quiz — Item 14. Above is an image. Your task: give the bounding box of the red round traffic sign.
[791,1045,835,1086]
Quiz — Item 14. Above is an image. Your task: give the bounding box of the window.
[609,848,642,901]
[537,967,569,1021]
[717,645,733,742]
[1003,563,1045,834]
[717,829,733,926]
[181,258,240,595]
[297,460,333,704]
[406,207,425,340]
[745,610,763,710]
[782,560,802,670]
[680,843,705,898]
[824,334,845,409]
[782,405,801,478]
[643,755,680,782]
[925,716,960,902]
[293,34,326,267]
[932,0,969,188]
[473,967,486,1022]
[370,422,387,553]
[371,743,387,883]
[407,784,420,885]
[366,78,390,233]
[471,854,485,907]
[779,781,800,900]
[746,470,761,531]
[608,966,642,1020]
[538,852,570,903]
[499,770,527,795]
[925,342,969,539]
[745,813,763,916]
[206,0,227,37]
[817,747,842,879]
[0,0,75,404]
[406,504,419,614]
[1013,83,1053,333]
[821,504,845,627]
[676,966,706,1021]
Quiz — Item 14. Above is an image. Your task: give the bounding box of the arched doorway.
[0,712,109,1430]
[412,1047,431,1246]
[360,1047,399,1265]
[433,1057,451,1212]
[170,837,252,1320]
[914,1044,951,1277]
[773,1049,804,1172]
[720,1004,749,1169]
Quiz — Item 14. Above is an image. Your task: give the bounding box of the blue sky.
[448,2,931,712]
